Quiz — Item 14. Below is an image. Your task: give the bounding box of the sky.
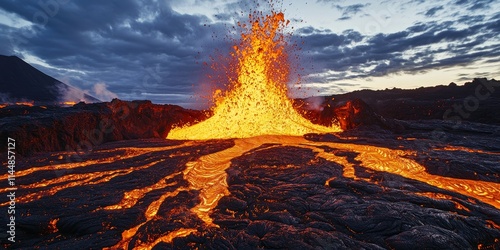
[0,0,499,107]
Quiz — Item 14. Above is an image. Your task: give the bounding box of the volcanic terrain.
[1,79,500,249]
[1,4,499,249]
[1,119,499,249]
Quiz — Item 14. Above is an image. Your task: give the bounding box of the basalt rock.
[2,123,499,249]
[0,99,208,155]
[326,78,500,125]
[332,99,403,131]
[297,78,500,131]
[300,98,404,131]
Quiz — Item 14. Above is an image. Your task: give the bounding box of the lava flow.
[2,136,499,248]
[2,3,500,250]
[159,5,500,248]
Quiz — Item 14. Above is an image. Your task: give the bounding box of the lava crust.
[1,123,499,249]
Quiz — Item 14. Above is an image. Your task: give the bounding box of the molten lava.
[15,101,34,106]
[3,4,499,249]
[3,137,500,249]
[62,101,77,106]
[167,12,341,140]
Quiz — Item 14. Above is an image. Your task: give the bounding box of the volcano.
[0,55,99,104]
[1,4,500,250]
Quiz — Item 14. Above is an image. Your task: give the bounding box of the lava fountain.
[167,11,341,140]
[3,3,499,250]
[161,5,500,245]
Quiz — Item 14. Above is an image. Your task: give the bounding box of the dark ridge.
[0,55,99,104]
[0,99,209,155]
[298,78,500,126]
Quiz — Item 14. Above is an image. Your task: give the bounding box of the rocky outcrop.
[297,79,500,131]
[300,98,404,131]
[331,99,404,131]
[0,99,208,155]
[322,78,500,125]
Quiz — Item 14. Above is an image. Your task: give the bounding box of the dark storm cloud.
[316,0,370,20]
[0,24,15,55]
[0,0,230,106]
[1,0,499,104]
[213,13,232,21]
[331,3,371,20]
[297,13,500,81]
[335,82,360,87]
[457,15,485,25]
[340,4,370,16]
[453,0,496,10]
[424,6,443,17]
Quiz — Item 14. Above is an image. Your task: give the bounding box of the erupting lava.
[167,11,341,140]
[161,6,500,247]
[3,3,499,250]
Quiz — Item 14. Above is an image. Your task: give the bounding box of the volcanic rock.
[332,98,403,131]
[300,98,404,131]
[323,78,500,125]
[1,120,499,249]
[0,99,208,155]
[297,78,500,132]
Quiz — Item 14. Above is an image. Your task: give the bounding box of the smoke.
[91,83,118,102]
[303,96,325,111]
[57,82,118,103]
[0,92,11,103]
[192,81,218,110]
[57,84,87,103]
[0,92,35,104]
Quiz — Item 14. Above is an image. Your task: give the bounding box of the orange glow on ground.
[435,145,500,155]
[0,102,35,108]
[6,4,498,249]
[15,101,34,106]
[7,137,500,248]
[62,101,77,106]
[174,136,500,233]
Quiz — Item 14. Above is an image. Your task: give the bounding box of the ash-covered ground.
[1,121,499,249]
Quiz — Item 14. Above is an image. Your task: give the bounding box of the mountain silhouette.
[0,55,99,104]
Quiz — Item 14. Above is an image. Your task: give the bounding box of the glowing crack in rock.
[3,137,500,248]
[107,137,500,249]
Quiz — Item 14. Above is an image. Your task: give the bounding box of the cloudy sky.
[0,0,499,107]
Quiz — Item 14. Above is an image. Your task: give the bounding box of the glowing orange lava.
[62,101,77,106]
[15,101,34,106]
[4,137,500,248]
[167,11,341,140]
[0,101,35,108]
[5,4,499,249]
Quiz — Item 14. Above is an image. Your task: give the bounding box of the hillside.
[0,55,99,104]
